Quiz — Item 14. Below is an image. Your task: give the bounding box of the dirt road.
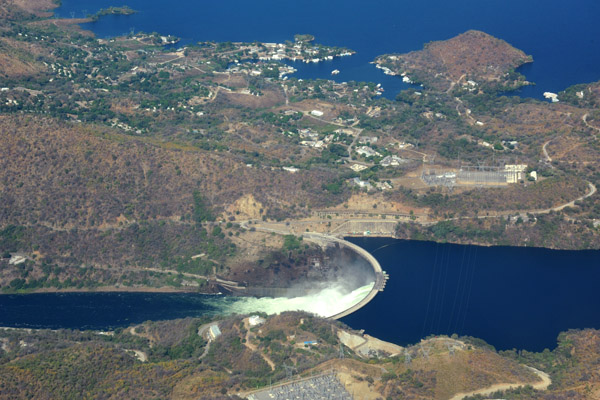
[449,366,551,400]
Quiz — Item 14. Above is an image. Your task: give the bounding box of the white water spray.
[214,282,375,318]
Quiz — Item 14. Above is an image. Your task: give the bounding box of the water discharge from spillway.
[209,282,375,318]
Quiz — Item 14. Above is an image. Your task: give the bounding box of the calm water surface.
[343,238,600,351]
[53,0,600,100]
[16,0,600,350]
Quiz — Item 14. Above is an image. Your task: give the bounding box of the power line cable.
[447,245,468,333]
[421,242,440,338]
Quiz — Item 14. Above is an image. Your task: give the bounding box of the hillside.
[375,30,532,91]
[0,0,598,293]
[3,312,588,399]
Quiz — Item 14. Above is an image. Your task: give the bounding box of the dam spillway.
[216,226,388,320]
[302,232,388,320]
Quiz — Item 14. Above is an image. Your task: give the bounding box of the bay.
[53,0,600,100]
[14,0,600,352]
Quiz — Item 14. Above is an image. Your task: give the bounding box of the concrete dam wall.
[219,229,387,320]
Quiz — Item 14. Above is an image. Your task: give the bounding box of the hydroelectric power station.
[215,229,388,320]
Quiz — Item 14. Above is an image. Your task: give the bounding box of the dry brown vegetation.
[377,30,532,90]
[8,0,56,16]
[0,7,598,299]
[0,115,345,229]
[0,38,47,78]
[1,312,599,399]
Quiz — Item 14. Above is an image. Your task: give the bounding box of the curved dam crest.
[221,227,388,320]
[219,223,387,320]
[302,232,387,320]
[0,230,387,328]
[2,238,599,352]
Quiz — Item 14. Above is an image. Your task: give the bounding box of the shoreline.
[1,285,205,295]
[2,232,386,324]
[4,232,598,297]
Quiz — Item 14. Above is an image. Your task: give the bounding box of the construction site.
[421,164,528,188]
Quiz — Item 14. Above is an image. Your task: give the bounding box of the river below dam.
[1,238,600,351]
[0,282,374,330]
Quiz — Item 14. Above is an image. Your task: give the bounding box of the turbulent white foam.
[218,282,375,318]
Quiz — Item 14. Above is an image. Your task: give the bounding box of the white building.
[543,92,559,102]
[530,171,538,181]
[376,181,393,190]
[505,164,528,183]
[310,110,324,117]
[351,177,373,190]
[299,129,318,139]
[350,164,368,172]
[8,255,26,265]
[380,155,406,167]
[358,136,378,144]
[356,146,381,158]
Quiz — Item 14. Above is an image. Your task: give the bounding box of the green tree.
[193,191,214,224]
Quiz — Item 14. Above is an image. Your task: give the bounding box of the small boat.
[331,69,340,75]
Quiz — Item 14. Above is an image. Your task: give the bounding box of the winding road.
[542,182,596,212]
[583,113,600,133]
[449,366,552,400]
[542,140,553,164]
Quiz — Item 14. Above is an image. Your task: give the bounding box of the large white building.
[504,164,528,184]
[356,146,381,158]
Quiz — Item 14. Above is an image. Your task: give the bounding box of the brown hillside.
[0,115,342,229]
[376,30,532,90]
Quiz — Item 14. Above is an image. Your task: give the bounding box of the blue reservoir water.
[53,0,600,100]
[343,238,600,351]
[1,239,599,351]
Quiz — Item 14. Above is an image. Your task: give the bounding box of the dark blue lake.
[343,238,600,352]
[2,239,600,352]
[53,0,600,100]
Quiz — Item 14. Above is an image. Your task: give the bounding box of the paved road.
[246,181,596,236]
[197,322,217,360]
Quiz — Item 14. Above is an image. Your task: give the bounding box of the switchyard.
[458,165,507,186]
[421,164,528,188]
[421,170,457,188]
[247,373,353,400]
